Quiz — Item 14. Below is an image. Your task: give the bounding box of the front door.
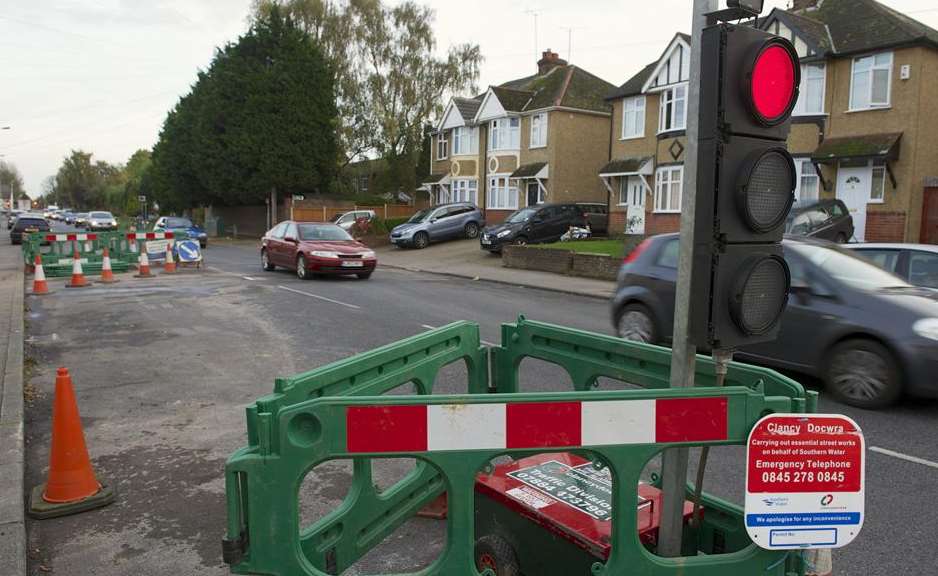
[624,176,646,235]
[526,181,543,207]
[922,188,938,244]
[836,165,870,241]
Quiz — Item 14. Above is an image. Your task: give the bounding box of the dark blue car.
[154,216,207,248]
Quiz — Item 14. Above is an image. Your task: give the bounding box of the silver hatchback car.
[389,203,485,249]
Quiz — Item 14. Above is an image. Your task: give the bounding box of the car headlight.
[913,318,938,341]
[497,229,512,238]
[361,250,375,259]
[310,250,340,259]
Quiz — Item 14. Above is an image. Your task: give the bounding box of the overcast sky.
[2,0,937,197]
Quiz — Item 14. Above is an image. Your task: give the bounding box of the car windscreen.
[788,243,910,291]
[505,208,537,224]
[90,212,113,219]
[407,209,430,223]
[298,224,353,241]
[167,218,193,227]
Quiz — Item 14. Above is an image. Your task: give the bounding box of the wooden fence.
[292,204,419,222]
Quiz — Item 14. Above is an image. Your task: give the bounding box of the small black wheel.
[200,240,207,249]
[835,233,847,244]
[465,222,480,239]
[826,339,901,409]
[616,303,657,344]
[474,535,520,576]
[413,232,429,249]
[511,236,527,246]
[261,249,275,271]
[296,255,309,280]
[357,272,372,280]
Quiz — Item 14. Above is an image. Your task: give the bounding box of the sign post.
[745,414,865,550]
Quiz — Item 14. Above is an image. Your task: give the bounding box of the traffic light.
[691,23,800,350]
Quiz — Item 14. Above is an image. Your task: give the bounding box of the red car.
[261,221,377,280]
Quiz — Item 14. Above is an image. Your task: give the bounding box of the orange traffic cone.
[99,247,119,284]
[28,368,115,519]
[65,249,90,288]
[134,249,154,278]
[163,242,176,274]
[31,254,50,295]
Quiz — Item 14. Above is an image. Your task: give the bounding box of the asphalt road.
[21,236,938,576]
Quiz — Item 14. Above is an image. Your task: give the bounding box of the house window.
[451,127,478,156]
[658,85,687,133]
[618,176,644,206]
[487,175,519,210]
[451,179,478,205]
[795,159,819,203]
[794,64,826,115]
[436,131,449,160]
[490,117,521,151]
[358,175,369,194]
[436,185,450,205]
[622,96,645,139]
[871,163,886,202]
[654,166,683,213]
[850,52,893,110]
[530,113,548,148]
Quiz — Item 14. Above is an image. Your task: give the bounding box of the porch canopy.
[811,132,902,189]
[599,156,654,197]
[510,162,548,179]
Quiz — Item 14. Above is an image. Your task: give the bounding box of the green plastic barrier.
[22,230,188,277]
[224,318,813,576]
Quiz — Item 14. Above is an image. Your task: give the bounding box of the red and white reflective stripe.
[346,397,728,453]
[126,232,174,240]
[44,234,98,242]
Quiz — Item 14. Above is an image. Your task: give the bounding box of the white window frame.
[870,163,886,204]
[793,63,826,116]
[658,84,687,133]
[617,175,645,206]
[529,113,548,149]
[451,127,478,156]
[451,178,479,205]
[436,131,449,160]
[849,52,893,111]
[486,175,519,210]
[794,159,820,203]
[654,165,683,213]
[621,96,646,139]
[489,117,521,151]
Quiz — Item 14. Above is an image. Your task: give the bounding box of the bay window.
[654,166,683,213]
[658,85,687,133]
[850,52,892,110]
[451,179,478,205]
[490,117,521,151]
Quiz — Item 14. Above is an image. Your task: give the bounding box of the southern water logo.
[762,497,790,508]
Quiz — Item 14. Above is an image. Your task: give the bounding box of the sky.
[2,0,938,198]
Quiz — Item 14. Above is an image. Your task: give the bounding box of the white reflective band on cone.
[802,549,832,576]
[35,263,45,281]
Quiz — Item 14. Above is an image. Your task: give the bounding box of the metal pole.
[657,0,716,558]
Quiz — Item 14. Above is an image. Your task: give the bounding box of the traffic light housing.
[691,23,800,350]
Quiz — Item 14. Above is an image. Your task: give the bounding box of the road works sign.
[745,414,865,550]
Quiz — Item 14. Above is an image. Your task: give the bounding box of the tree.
[149,8,338,212]
[0,161,28,206]
[251,0,482,193]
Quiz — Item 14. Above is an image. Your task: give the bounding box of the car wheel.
[200,241,207,249]
[616,303,658,344]
[464,222,480,239]
[413,232,429,249]
[474,535,520,576]
[835,233,847,244]
[261,249,275,271]
[826,339,901,409]
[296,255,309,280]
[512,236,527,246]
[357,272,372,280]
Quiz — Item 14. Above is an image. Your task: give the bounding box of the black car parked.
[481,203,587,253]
[610,233,938,409]
[785,198,854,243]
[576,203,608,236]
[10,215,50,245]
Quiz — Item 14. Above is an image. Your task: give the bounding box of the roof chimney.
[790,0,821,11]
[537,49,568,75]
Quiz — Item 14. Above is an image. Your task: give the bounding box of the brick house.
[605,0,938,243]
[423,50,616,223]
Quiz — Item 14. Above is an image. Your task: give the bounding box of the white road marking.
[870,446,938,470]
[277,285,361,310]
[242,276,257,281]
[421,323,496,347]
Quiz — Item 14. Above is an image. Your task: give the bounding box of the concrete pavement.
[375,239,616,299]
[0,236,26,576]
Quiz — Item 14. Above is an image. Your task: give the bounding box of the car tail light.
[623,238,653,265]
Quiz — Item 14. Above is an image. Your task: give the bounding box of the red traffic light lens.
[750,41,799,125]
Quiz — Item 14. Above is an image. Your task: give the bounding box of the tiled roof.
[776,10,833,53]
[510,162,547,178]
[606,61,657,100]
[793,0,938,54]
[453,97,482,122]
[598,156,654,175]
[490,86,534,113]
[488,65,615,115]
[812,132,902,161]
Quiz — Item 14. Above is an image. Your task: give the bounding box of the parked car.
[7,209,23,230]
[576,202,609,236]
[10,214,50,245]
[331,210,377,232]
[389,203,484,249]
[785,198,854,243]
[86,211,117,231]
[481,203,587,253]
[847,243,938,290]
[261,221,376,280]
[154,216,208,248]
[74,213,89,227]
[611,233,938,409]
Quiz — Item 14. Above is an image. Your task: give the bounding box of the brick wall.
[484,209,512,225]
[609,211,627,236]
[866,211,907,243]
[645,213,680,235]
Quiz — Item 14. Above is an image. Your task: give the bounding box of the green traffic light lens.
[731,255,790,336]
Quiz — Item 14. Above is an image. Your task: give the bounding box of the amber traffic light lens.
[731,255,790,335]
[739,149,795,233]
[750,42,798,125]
